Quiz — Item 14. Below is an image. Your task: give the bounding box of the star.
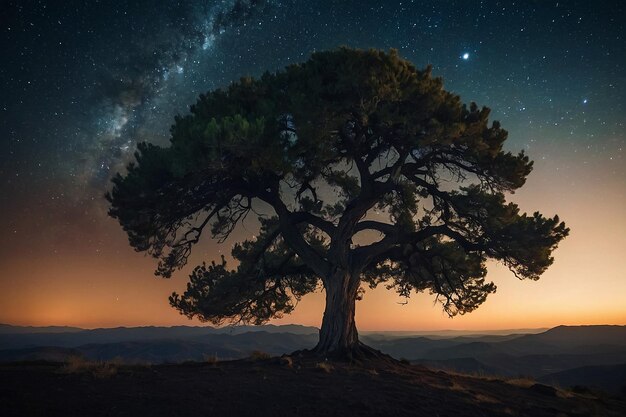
[462,52,470,60]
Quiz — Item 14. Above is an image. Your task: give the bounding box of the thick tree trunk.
[314,269,360,356]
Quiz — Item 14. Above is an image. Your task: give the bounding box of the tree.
[107,48,569,358]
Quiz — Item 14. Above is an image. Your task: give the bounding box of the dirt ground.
[0,358,624,417]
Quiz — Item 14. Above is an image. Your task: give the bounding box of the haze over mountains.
[1,324,625,394]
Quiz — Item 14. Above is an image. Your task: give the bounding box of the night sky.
[1,0,624,329]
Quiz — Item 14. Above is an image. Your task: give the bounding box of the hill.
[0,324,83,334]
[539,364,626,395]
[0,324,318,350]
[365,326,626,382]
[1,324,625,394]
[495,325,626,355]
[0,332,318,363]
[371,326,626,362]
[1,358,624,417]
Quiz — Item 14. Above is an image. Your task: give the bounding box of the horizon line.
[2,322,624,332]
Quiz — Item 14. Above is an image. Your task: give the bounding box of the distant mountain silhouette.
[368,326,626,382]
[530,325,626,346]
[419,341,508,360]
[495,325,626,355]
[367,325,626,360]
[0,333,318,364]
[1,324,625,394]
[362,336,460,359]
[0,346,82,362]
[76,332,318,362]
[0,324,318,350]
[0,324,83,334]
[410,357,503,375]
[539,363,626,395]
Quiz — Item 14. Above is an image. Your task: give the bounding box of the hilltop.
[1,357,624,417]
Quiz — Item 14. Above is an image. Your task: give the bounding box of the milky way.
[1,0,624,328]
[72,0,274,187]
[3,1,624,198]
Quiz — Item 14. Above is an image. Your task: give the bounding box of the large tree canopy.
[107,48,568,356]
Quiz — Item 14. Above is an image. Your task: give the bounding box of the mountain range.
[1,323,624,394]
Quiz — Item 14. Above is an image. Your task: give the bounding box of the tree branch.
[265,197,332,278]
[353,224,484,271]
[290,211,336,236]
[354,220,397,235]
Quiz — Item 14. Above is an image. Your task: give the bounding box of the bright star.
[462,52,470,60]
[583,99,588,104]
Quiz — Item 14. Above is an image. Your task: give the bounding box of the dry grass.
[91,362,118,379]
[60,356,119,379]
[434,368,539,388]
[433,368,503,381]
[441,380,465,391]
[250,350,271,361]
[473,393,500,404]
[315,361,333,373]
[60,356,90,374]
[505,377,537,389]
[203,353,219,365]
[280,356,294,368]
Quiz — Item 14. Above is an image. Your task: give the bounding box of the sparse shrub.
[448,380,464,391]
[203,353,219,365]
[250,350,271,361]
[316,361,333,373]
[506,377,536,388]
[60,356,118,379]
[109,356,124,365]
[91,362,118,379]
[473,393,499,404]
[280,355,293,368]
[61,355,90,374]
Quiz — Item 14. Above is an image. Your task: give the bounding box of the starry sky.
[1,0,625,330]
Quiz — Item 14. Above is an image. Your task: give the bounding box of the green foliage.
[108,47,568,325]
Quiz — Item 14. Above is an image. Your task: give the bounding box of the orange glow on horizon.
[1,156,625,331]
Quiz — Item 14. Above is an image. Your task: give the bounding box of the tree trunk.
[314,269,360,356]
